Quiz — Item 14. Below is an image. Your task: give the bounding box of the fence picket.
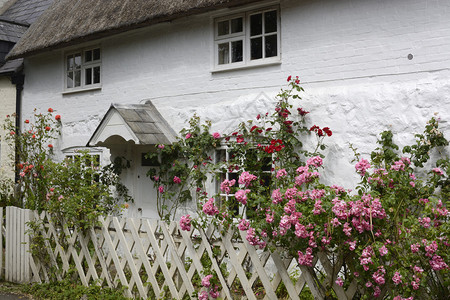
[3,207,367,299]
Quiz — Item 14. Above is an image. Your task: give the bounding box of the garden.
[0,77,448,299]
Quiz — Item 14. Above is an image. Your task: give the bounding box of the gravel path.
[0,293,32,299]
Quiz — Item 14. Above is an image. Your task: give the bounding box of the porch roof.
[87,102,178,147]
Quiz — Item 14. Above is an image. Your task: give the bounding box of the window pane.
[85,50,92,62]
[85,68,92,85]
[228,172,239,184]
[67,56,73,71]
[93,66,100,84]
[93,48,101,60]
[250,13,262,36]
[74,54,81,69]
[217,20,229,36]
[67,71,73,88]
[218,42,229,64]
[231,17,243,33]
[231,40,243,63]
[264,10,277,33]
[251,37,263,60]
[216,149,226,163]
[74,70,81,87]
[265,34,278,57]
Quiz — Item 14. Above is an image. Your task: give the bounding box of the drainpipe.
[11,71,24,182]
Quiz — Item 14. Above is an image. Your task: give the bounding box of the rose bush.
[1,109,131,230]
[152,77,449,299]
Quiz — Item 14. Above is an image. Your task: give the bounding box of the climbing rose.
[45,126,51,131]
[238,171,257,187]
[276,168,287,179]
[201,275,213,287]
[379,245,388,256]
[24,119,29,123]
[307,156,323,168]
[158,185,164,194]
[220,179,235,194]
[355,159,371,176]
[198,291,208,300]
[298,247,314,266]
[48,144,53,148]
[173,176,181,184]
[209,287,219,299]
[238,219,250,231]
[392,272,402,285]
[185,133,192,139]
[179,215,191,231]
[55,115,61,121]
[297,107,309,116]
[235,189,250,205]
[203,198,219,216]
[212,132,221,139]
[48,108,53,112]
[432,168,444,176]
[323,127,332,136]
[335,277,344,287]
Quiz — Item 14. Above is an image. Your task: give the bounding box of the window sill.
[62,85,102,95]
[211,58,281,73]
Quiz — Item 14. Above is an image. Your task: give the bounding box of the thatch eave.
[7,0,264,60]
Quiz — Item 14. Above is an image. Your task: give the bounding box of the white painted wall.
[0,76,16,181]
[20,0,450,218]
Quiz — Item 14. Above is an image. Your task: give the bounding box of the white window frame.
[215,144,273,217]
[64,47,101,93]
[62,147,103,167]
[213,6,281,72]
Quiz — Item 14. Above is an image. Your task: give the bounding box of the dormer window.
[214,7,280,71]
[65,47,101,91]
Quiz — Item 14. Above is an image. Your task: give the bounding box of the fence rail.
[2,206,359,299]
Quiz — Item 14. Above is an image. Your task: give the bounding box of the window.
[65,150,101,182]
[215,146,272,217]
[65,47,101,91]
[214,7,279,70]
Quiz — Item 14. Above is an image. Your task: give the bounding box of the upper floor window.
[65,47,101,91]
[214,7,280,71]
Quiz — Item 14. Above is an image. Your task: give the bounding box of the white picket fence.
[1,206,360,299]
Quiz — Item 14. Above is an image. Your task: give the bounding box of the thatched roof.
[7,0,263,60]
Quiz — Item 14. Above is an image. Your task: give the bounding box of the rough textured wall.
[20,0,450,217]
[0,76,16,181]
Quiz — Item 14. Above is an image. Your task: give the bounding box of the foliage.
[21,276,130,300]
[146,115,218,220]
[0,109,131,230]
[154,77,449,299]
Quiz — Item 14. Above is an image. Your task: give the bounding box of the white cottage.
[6,0,450,218]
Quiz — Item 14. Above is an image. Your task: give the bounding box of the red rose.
[297,108,310,116]
[55,115,61,121]
[287,75,292,82]
[323,127,332,137]
[48,144,53,148]
[25,119,29,124]
[48,108,53,112]
[45,126,50,131]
